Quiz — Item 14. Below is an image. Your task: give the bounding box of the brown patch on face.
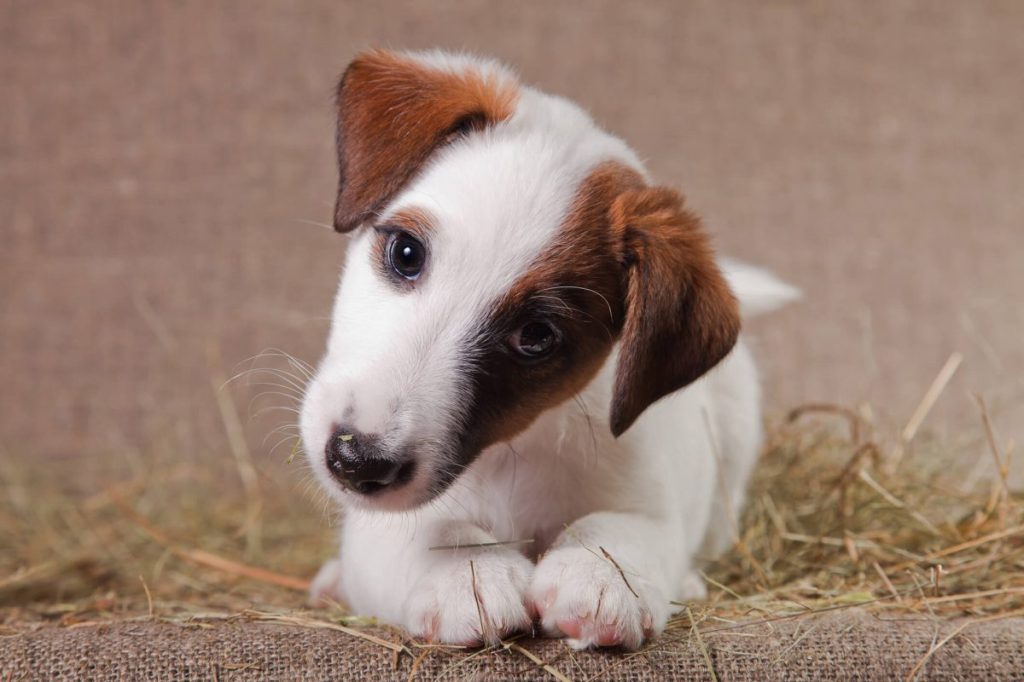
[385,207,436,241]
[420,161,737,495]
[608,187,740,436]
[334,50,519,233]
[454,162,645,458]
[449,163,739,471]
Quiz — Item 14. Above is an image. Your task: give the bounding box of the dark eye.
[509,321,560,359]
[386,232,426,280]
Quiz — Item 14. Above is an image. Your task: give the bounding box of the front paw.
[530,546,669,650]
[309,558,345,607]
[404,550,535,646]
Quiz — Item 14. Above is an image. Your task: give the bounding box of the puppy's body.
[301,50,797,649]
[313,339,762,645]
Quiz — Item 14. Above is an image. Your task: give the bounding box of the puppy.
[300,49,797,649]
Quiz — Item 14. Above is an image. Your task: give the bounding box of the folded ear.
[333,50,519,232]
[609,187,741,436]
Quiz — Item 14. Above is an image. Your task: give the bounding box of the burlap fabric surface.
[4,0,1024,465]
[3,611,1023,680]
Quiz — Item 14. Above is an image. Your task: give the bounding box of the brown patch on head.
[449,163,739,466]
[334,50,519,233]
[384,207,436,241]
[608,187,740,436]
[455,162,644,457]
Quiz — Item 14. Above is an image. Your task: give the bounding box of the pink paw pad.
[555,618,583,639]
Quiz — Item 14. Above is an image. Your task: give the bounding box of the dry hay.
[1,380,1022,670]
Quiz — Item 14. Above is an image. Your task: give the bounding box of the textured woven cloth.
[4,0,1024,464]
[4,611,1024,680]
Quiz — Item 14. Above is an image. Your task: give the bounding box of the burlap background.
[3,0,1022,466]
[4,611,1024,680]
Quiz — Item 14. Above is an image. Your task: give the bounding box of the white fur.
[300,51,795,649]
[721,258,802,317]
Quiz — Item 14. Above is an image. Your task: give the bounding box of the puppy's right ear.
[333,50,519,232]
[608,187,741,437]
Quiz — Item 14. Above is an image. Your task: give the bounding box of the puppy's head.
[300,50,739,510]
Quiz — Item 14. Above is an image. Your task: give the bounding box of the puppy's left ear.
[609,187,740,436]
[333,50,519,232]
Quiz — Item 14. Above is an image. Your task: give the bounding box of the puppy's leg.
[402,521,536,646]
[313,514,534,646]
[310,556,345,606]
[531,512,696,650]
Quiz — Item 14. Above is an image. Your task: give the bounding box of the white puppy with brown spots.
[300,49,797,649]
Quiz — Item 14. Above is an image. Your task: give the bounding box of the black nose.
[325,426,413,495]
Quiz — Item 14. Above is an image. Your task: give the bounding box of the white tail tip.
[720,258,801,318]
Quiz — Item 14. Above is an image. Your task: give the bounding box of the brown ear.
[609,187,741,436]
[333,50,519,232]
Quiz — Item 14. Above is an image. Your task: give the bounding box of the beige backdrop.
[2,1,1022,470]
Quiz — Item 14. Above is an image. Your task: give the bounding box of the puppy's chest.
[452,437,629,553]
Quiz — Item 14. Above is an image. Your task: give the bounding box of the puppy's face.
[300,50,740,511]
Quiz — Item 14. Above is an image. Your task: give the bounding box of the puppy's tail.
[720,258,800,319]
